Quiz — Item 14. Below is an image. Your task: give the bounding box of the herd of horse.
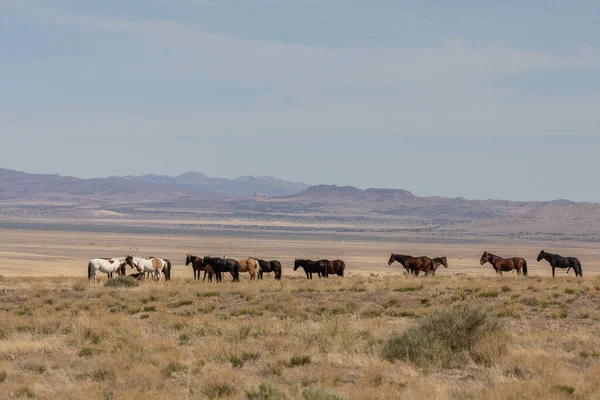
[86,249,583,282]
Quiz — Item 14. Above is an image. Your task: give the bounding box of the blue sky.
[2,1,600,201]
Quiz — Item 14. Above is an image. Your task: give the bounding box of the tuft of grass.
[564,288,576,295]
[242,352,260,361]
[230,355,244,368]
[199,291,221,297]
[142,305,156,312]
[381,305,501,369]
[104,276,139,288]
[289,355,311,367]
[244,382,287,400]
[163,362,186,378]
[478,291,499,298]
[553,385,575,395]
[501,286,511,292]
[168,299,193,308]
[204,382,236,399]
[393,285,423,293]
[78,347,100,357]
[302,388,344,400]
[0,371,6,383]
[14,387,35,398]
[179,333,189,345]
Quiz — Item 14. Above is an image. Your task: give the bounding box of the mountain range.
[1,168,599,242]
[0,168,309,201]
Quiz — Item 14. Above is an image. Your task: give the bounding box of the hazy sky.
[2,1,600,201]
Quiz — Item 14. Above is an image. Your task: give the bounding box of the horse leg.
[552,266,555,278]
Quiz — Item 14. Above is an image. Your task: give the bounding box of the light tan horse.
[224,256,259,280]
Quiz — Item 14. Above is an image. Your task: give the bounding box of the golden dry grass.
[1,274,599,399]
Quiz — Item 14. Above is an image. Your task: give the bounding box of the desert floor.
[1,229,599,278]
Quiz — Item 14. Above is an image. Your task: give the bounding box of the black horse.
[203,256,240,282]
[537,250,582,277]
[293,259,328,279]
[255,259,282,280]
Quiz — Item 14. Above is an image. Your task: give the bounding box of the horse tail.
[338,261,345,277]
[522,259,528,276]
[165,259,172,280]
[88,261,93,281]
[575,260,583,277]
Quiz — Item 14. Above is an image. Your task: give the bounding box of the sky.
[2,0,600,202]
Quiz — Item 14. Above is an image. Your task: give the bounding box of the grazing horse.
[480,251,528,276]
[125,256,167,283]
[432,257,449,274]
[224,256,259,280]
[293,259,328,279]
[203,256,240,283]
[387,254,435,276]
[326,259,346,276]
[255,259,282,280]
[186,254,215,282]
[88,258,126,281]
[537,250,582,277]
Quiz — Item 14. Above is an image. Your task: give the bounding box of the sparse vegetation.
[0,275,598,399]
[382,305,501,368]
[104,276,139,288]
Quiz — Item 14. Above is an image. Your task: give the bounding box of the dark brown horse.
[186,253,215,282]
[387,254,434,276]
[326,259,346,276]
[480,251,528,276]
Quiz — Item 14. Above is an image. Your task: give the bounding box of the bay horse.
[537,250,582,277]
[255,259,282,280]
[387,254,434,276]
[203,256,240,282]
[224,256,259,280]
[88,257,126,281]
[293,259,328,279]
[480,251,527,276]
[185,253,215,282]
[125,256,167,283]
[432,257,448,274]
[326,260,346,277]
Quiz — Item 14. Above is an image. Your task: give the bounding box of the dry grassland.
[1,274,600,399]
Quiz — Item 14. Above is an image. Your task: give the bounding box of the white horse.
[88,257,126,281]
[125,255,166,283]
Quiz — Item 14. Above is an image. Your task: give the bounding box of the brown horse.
[224,256,258,280]
[387,253,434,276]
[432,257,448,274]
[480,251,528,276]
[325,259,346,276]
[186,253,215,282]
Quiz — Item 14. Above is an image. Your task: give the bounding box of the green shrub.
[478,291,499,298]
[381,305,501,368]
[104,276,139,288]
[0,371,6,383]
[244,382,287,400]
[163,362,186,378]
[302,388,344,400]
[289,355,311,367]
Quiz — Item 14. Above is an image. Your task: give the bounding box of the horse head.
[293,259,301,271]
[185,253,192,266]
[125,255,134,268]
[387,253,395,265]
[439,257,448,268]
[479,251,489,265]
[536,250,545,262]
